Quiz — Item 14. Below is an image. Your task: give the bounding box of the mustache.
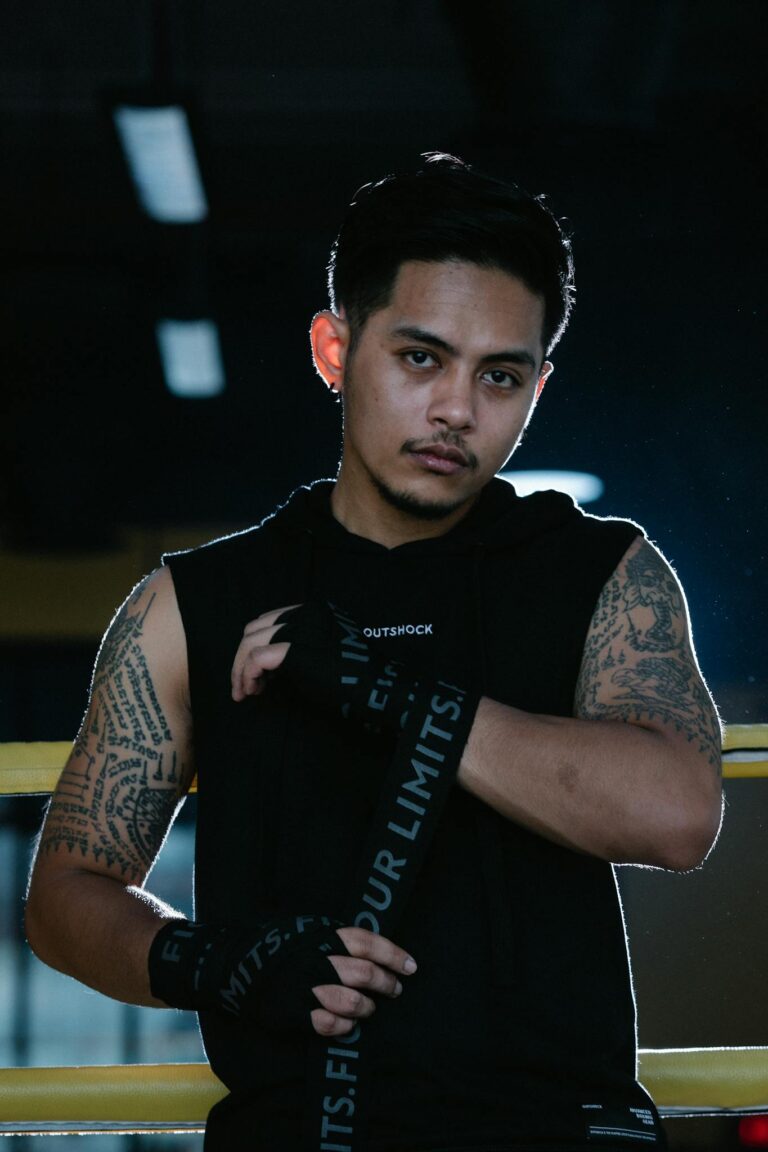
[400,434,479,471]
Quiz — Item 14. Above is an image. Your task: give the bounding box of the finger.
[234,618,293,664]
[233,642,289,700]
[310,1007,356,1037]
[231,641,290,701]
[241,605,302,638]
[232,621,290,683]
[231,642,279,701]
[327,955,402,999]
[311,983,376,1019]
[336,926,418,977]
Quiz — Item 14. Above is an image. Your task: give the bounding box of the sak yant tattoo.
[40,580,187,879]
[575,541,722,773]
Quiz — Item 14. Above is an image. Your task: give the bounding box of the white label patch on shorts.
[582,1103,660,1143]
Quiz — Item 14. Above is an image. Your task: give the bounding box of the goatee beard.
[371,475,467,521]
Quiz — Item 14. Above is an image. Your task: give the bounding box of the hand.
[148,915,417,1037]
[310,925,418,1037]
[231,605,298,701]
[232,601,415,734]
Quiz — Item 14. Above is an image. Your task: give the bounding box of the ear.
[310,310,351,393]
[535,360,554,399]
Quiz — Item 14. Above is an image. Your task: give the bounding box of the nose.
[426,369,476,433]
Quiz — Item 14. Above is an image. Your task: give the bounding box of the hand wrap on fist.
[148,913,347,1034]
[272,601,421,735]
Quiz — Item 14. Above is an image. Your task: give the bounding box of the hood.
[267,475,580,558]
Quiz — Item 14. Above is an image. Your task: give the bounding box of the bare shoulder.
[574,536,722,773]
[86,565,191,731]
[33,565,194,886]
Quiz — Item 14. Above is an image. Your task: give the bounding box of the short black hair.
[327,152,575,358]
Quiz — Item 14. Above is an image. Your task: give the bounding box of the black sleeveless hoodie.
[164,478,666,1151]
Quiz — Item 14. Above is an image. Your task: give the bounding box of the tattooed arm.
[25,566,193,1006]
[458,537,723,869]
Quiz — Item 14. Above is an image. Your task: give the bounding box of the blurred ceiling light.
[156,319,225,398]
[499,469,605,504]
[114,105,208,223]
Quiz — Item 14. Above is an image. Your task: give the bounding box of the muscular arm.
[25,565,194,1006]
[458,537,723,869]
[26,568,416,1032]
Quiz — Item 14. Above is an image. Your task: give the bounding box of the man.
[26,153,722,1151]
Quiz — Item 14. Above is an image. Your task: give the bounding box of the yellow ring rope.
[0,1063,224,1132]
[0,725,765,796]
[0,1050,766,1134]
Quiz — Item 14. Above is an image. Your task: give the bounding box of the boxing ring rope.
[1,727,766,1135]
[2,724,764,795]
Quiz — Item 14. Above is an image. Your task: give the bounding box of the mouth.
[407,443,472,475]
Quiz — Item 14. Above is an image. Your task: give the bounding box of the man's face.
[335,259,549,527]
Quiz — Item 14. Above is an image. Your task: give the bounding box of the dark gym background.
[1,2,765,1148]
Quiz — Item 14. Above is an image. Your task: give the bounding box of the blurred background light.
[739,1115,768,1147]
[499,469,605,504]
[113,105,208,223]
[155,319,225,398]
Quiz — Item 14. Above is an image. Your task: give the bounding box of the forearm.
[458,697,722,869]
[25,868,178,1008]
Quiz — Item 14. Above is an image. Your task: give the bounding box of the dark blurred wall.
[0,6,766,1142]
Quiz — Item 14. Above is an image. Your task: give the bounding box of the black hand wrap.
[306,673,482,1150]
[148,913,348,1034]
[272,601,420,735]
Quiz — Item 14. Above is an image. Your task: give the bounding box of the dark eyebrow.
[390,325,458,356]
[389,325,538,374]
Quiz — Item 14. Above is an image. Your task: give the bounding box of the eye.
[481,368,521,390]
[402,349,438,369]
